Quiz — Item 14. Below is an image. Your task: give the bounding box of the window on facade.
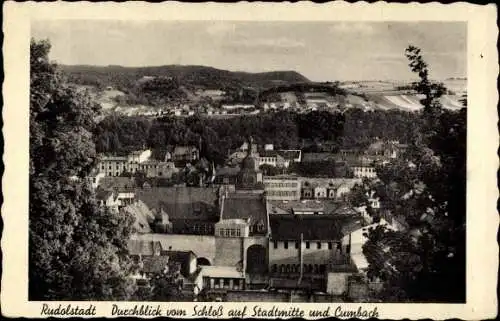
[273,240,278,249]
[328,242,333,250]
[230,229,235,237]
[284,241,288,249]
[219,228,224,236]
[306,242,310,249]
[317,242,322,249]
[295,241,299,249]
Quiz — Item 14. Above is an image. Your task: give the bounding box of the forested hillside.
[94,109,423,165]
[60,64,310,90]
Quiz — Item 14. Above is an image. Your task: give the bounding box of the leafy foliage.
[354,46,466,302]
[148,262,186,301]
[94,109,421,167]
[29,39,136,300]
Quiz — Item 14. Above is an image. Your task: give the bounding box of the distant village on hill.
[61,64,467,118]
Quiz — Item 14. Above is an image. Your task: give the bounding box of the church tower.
[236,136,263,190]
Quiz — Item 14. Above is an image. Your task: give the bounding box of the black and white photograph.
[2,2,498,319]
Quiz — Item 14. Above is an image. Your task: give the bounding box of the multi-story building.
[351,161,377,178]
[264,177,361,201]
[99,149,152,176]
[268,214,359,293]
[258,150,288,168]
[139,161,178,178]
[263,176,301,201]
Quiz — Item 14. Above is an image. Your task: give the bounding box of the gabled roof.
[135,187,219,221]
[122,200,154,233]
[99,177,136,191]
[222,193,268,234]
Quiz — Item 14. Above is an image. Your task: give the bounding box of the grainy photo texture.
[29,20,467,304]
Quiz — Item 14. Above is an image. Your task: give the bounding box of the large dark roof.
[99,177,136,191]
[270,215,358,241]
[96,189,114,201]
[302,153,339,162]
[135,187,219,221]
[222,193,268,234]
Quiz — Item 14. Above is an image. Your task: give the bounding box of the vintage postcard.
[2,1,498,319]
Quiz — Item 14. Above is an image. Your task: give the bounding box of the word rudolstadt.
[40,304,96,316]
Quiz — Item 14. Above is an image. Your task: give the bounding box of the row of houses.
[225,139,407,180]
[263,176,363,201]
[97,146,200,177]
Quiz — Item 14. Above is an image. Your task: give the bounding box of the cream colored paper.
[2,1,498,319]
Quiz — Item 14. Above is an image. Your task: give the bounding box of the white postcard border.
[2,2,498,319]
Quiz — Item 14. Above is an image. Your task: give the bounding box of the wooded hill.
[60,64,311,90]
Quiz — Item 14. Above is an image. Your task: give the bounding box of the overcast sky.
[32,20,466,82]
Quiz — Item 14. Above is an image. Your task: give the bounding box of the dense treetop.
[348,45,466,302]
[30,39,136,300]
